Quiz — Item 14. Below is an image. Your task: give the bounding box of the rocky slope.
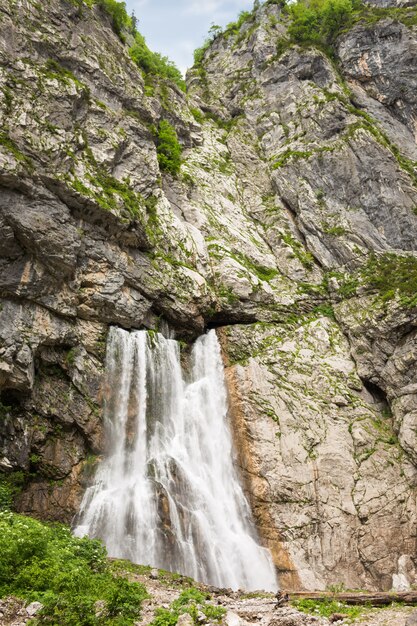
[1,0,417,593]
[2,566,416,626]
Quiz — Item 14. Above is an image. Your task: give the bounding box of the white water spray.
[74,328,277,591]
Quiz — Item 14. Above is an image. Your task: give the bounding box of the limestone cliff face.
[1,0,417,592]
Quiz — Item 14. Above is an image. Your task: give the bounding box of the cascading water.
[74,327,278,591]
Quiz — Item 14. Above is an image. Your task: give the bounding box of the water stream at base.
[73,328,278,591]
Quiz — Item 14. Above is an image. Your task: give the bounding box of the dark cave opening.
[362,379,392,415]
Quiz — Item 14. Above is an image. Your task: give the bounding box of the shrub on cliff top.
[288,0,361,48]
[0,511,148,625]
[129,32,185,91]
[93,0,185,90]
[96,0,133,39]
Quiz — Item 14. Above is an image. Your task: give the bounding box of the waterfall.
[74,328,278,591]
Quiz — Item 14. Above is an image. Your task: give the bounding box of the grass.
[312,253,417,307]
[293,598,368,621]
[68,167,146,221]
[361,253,417,308]
[281,231,315,269]
[0,131,34,170]
[42,59,85,89]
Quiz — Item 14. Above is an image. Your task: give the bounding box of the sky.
[124,0,255,74]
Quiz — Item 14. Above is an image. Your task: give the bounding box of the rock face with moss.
[1,0,417,592]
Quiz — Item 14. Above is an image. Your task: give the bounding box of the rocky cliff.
[1,0,417,593]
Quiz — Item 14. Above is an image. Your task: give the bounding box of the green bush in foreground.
[0,511,148,625]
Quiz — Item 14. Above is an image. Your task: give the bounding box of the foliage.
[150,588,225,626]
[156,120,182,175]
[193,10,253,68]
[43,59,84,88]
[0,511,148,625]
[190,107,205,124]
[70,170,144,220]
[0,472,25,511]
[293,598,366,620]
[350,3,417,28]
[311,303,335,319]
[318,253,417,306]
[281,231,315,269]
[129,32,185,91]
[93,0,185,89]
[0,131,34,170]
[0,480,13,511]
[96,0,133,40]
[361,253,417,307]
[224,10,253,38]
[193,23,223,67]
[287,0,361,49]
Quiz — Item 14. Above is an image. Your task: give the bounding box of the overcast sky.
[124,0,254,74]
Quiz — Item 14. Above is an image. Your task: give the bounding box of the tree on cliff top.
[288,0,362,47]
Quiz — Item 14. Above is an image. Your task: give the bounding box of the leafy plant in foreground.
[150,587,226,626]
[0,511,148,625]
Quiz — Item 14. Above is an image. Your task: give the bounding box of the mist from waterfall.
[73,328,278,591]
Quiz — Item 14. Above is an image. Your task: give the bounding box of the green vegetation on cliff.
[192,0,417,74]
[287,0,361,48]
[156,120,182,175]
[129,32,185,91]
[287,0,417,52]
[81,0,185,90]
[0,510,148,625]
[324,253,417,307]
[96,0,133,39]
[362,253,417,307]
